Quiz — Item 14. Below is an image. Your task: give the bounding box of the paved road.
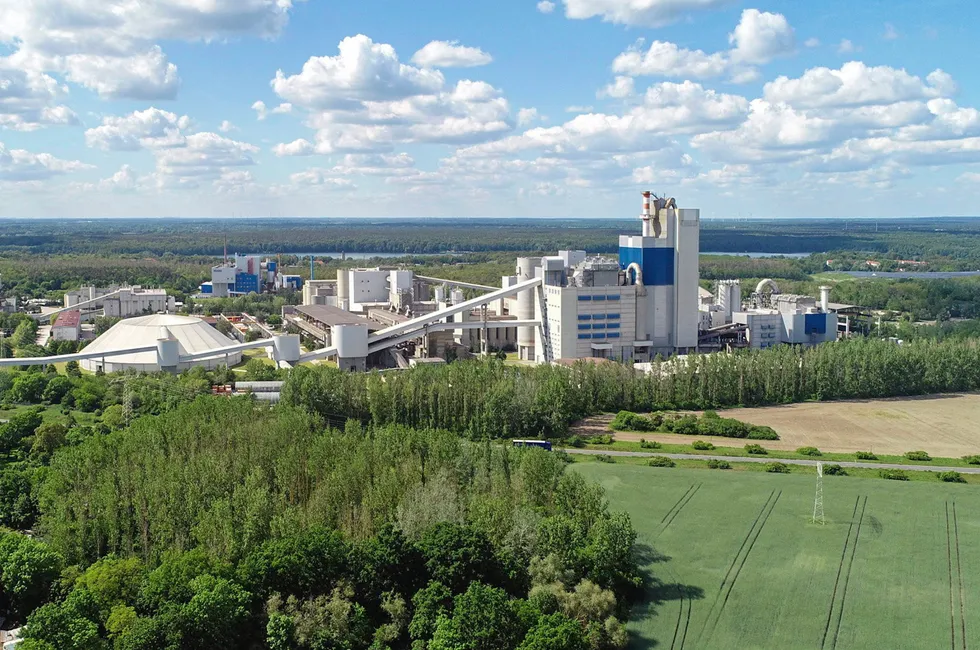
[565,448,980,474]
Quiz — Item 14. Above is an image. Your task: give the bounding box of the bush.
[855,451,878,461]
[938,471,965,483]
[747,426,780,441]
[702,410,720,419]
[565,435,585,449]
[823,464,847,476]
[880,469,909,481]
[595,455,614,463]
[706,459,731,470]
[647,456,676,468]
[639,439,661,450]
[691,440,715,451]
[764,462,790,474]
[796,447,822,457]
[609,411,657,432]
[962,455,980,465]
[670,415,699,435]
[591,434,613,445]
[745,444,768,455]
[904,450,931,462]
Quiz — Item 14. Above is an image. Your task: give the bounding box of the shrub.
[904,450,931,462]
[747,426,780,441]
[610,411,656,432]
[880,469,908,481]
[765,462,790,474]
[745,444,768,455]
[855,451,878,461]
[647,456,676,468]
[595,455,614,463]
[706,459,731,470]
[691,440,715,451]
[938,471,965,483]
[962,455,980,465]
[639,439,661,450]
[565,435,585,449]
[670,415,699,436]
[823,464,847,476]
[591,434,613,445]
[796,447,822,457]
[702,410,720,419]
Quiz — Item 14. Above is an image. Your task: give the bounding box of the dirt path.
[570,393,980,457]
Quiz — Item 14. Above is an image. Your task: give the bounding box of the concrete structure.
[79,314,242,372]
[52,310,81,342]
[512,193,701,363]
[64,286,175,317]
[303,279,336,306]
[200,255,290,297]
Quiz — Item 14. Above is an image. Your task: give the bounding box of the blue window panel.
[592,323,606,330]
[606,295,621,301]
[593,333,607,340]
[606,313,621,320]
[578,324,591,331]
[578,334,592,340]
[608,333,621,339]
[578,295,592,301]
[593,295,607,301]
[619,246,675,286]
[607,323,621,330]
[592,314,606,320]
[577,314,592,321]
[804,313,827,334]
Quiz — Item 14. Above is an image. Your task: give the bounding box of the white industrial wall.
[674,208,701,350]
[539,285,637,361]
[349,270,390,311]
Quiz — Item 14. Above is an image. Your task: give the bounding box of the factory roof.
[295,304,381,330]
[53,310,81,328]
[81,314,240,369]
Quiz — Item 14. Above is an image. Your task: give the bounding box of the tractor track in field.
[667,572,693,650]
[695,490,781,648]
[659,484,701,537]
[826,496,867,650]
[821,496,862,650]
[661,484,697,524]
[947,501,968,650]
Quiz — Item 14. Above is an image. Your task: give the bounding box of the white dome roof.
[81,314,242,372]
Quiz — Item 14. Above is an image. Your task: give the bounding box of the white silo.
[515,257,540,361]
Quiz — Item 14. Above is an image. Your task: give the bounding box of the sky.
[1,0,979,219]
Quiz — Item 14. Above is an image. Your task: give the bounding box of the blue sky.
[1,0,979,218]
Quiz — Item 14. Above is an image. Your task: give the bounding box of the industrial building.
[64,286,175,318]
[200,255,301,297]
[51,310,81,342]
[79,314,242,373]
[698,279,839,350]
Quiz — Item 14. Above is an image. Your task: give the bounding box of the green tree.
[101,404,126,430]
[41,376,73,404]
[517,613,587,650]
[0,533,64,621]
[429,583,528,650]
[176,575,252,649]
[418,523,502,595]
[30,422,68,460]
[11,374,49,403]
[75,556,145,618]
[0,408,43,455]
[20,589,101,650]
[65,361,81,378]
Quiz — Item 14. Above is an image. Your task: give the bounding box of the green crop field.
[574,463,980,650]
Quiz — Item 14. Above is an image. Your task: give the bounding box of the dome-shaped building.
[80,314,242,373]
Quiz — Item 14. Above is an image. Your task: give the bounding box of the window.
[577,314,591,321]
[578,324,591,331]
[577,295,592,301]
[593,333,607,340]
[592,314,606,320]
[592,323,606,330]
[606,295,621,301]
[607,323,621,330]
[608,333,621,339]
[606,313,621,320]
[578,334,592,340]
[593,295,607,301]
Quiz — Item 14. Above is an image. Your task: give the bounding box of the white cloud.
[804,37,820,48]
[0,66,78,131]
[883,23,899,40]
[271,35,514,153]
[598,76,635,99]
[273,138,315,156]
[517,108,540,126]
[562,0,734,27]
[85,107,191,151]
[566,105,594,113]
[411,41,493,68]
[289,169,356,188]
[0,0,303,100]
[838,39,857,54]
[154,132,259,181]
[252,100,292,120]
[610,10,793,84]
[537,1,556,13]
[728,9,795,65]
[0,141,91,181]
[764,62,952,109]
[219,120,237,133]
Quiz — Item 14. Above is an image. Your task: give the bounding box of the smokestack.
[641,191,652,236]
[819,286,830,312]
[310,256,315,282]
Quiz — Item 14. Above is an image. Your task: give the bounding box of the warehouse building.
[64,286,175,318]
[52,310,81,342]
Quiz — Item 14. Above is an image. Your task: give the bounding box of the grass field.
[574,463,980,650]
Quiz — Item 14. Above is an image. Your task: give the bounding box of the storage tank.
[336,269,350,311]
[434,285,446,303]
[333,324,368,359]
[516,257,540,359]
[728,280,742,314]
[717,281,730,319]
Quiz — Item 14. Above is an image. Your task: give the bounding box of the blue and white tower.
[619,192,700,353]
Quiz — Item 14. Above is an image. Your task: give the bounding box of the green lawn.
[0,403,98,426]
[574,463,980,650]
